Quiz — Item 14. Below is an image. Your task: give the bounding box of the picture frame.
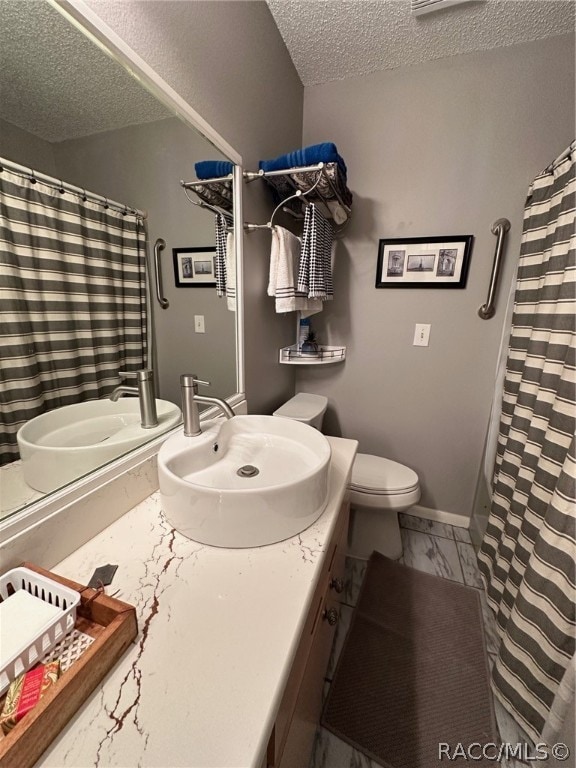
[173,247,217,287]
[375,236,473,288]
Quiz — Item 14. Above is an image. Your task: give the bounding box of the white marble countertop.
[36,436,357,768]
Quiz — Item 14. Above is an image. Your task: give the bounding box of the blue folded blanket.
[195,160,234,180]
[259,143,347,178]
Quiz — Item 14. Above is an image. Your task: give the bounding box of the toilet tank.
[273,393,328,430]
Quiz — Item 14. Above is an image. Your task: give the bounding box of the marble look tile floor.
[310,513,533,768]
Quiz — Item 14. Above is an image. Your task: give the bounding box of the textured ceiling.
[1,1,573,143]
[0,0,171,143]
[266,0,575,86]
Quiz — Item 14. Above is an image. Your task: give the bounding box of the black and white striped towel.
[214,212,231,297]
[297,203,334,300]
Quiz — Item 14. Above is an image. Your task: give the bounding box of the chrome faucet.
[180,374,234,436]
[110,369,159,429]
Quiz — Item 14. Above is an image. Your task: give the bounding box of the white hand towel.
[270,226,321,315]
[226,232,236,311]
[327,200,348,226]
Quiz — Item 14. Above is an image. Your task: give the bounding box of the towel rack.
[244,169,326,232]
[478,218,510,320]
[180,175,234,230]
[181,173,233,188]
[180,174,234,216]
[182,190,232,219]
[243,162,352,226]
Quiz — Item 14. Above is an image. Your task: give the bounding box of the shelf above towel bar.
[243,162,352,226]
[180,175,234,219]
[180,174,233,189]
[182,189,233,220]
[243,163,328,182]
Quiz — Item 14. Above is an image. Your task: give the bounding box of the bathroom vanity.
[26,436,357,768]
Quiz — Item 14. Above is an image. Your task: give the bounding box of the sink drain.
[237,464,259,478]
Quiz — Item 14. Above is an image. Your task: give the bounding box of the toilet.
[273,393,420,560]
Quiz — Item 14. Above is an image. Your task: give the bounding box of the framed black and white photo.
[173,247,217,287]
[376,236,473,288]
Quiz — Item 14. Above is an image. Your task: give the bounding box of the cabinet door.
[328,502,348,598]
[278,593,338,768]
[270,578,329,767]
[278,504,349,768]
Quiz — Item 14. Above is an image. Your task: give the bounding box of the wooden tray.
[0,563,138,768]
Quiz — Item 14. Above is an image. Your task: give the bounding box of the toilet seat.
[351,485,419,496]
[350,454,419,495]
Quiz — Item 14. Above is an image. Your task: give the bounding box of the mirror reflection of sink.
[17,399,182,493]
[158,415,331,548]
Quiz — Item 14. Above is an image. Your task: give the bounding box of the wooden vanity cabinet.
[266,501,349,768]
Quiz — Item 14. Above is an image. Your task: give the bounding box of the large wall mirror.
[0,0,244,524]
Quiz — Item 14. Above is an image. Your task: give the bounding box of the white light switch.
[413,323,431,346]
[194,315,205,333]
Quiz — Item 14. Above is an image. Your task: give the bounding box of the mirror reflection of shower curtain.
[478,141,575,746]
[0,167,148,466]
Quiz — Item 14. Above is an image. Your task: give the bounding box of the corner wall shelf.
[279,345,346,365]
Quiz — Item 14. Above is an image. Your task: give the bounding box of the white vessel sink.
[158,415,331,548]
[17,398,182,493]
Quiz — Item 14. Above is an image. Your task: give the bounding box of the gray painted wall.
[0,117,57,175]
[54,117,236,405]
[298,35,575,520]
[63,4,574,523]
[84,0,304,413]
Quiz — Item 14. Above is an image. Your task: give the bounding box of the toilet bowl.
[348,454,420,560]
[273,393,421,560]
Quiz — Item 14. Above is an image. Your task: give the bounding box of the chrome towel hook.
[478,218,510,320]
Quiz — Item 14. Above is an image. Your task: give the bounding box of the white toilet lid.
[350,453,419,494]
[273,393,328,422]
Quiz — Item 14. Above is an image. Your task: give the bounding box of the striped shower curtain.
[0,168,148,466]
[478,143,575,745]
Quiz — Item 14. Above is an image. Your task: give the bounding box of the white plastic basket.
[0,567,80,695]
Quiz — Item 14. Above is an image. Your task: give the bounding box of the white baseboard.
[408,504,470,530]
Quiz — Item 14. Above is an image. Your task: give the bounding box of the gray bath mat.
[322,551,497,768]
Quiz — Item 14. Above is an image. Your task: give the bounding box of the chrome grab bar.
[153,238,169,309]
[478,218,510,320]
